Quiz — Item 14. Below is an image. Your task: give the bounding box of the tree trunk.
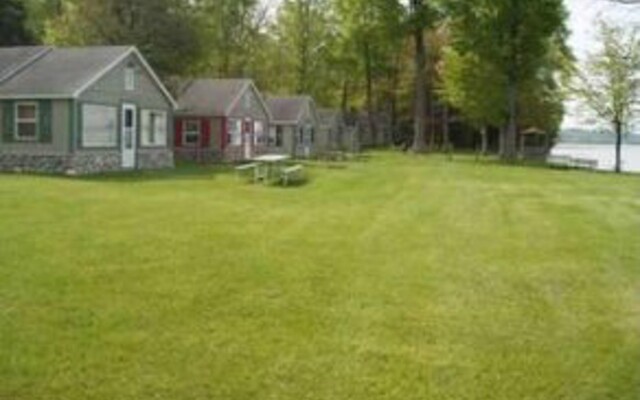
[364,41,377,146]
[503,0,520,162]
[480,125,488,156]
[503,80,518,161]
[341,79,350,117]
[428,90,436,150]
[442,102,450,152]
[411,0,428,153]
[615,119,623,173]
[390,53,401,145]
[297,0,310,94]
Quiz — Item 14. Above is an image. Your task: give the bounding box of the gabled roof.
[177,79,271,119]
[267,96,314,124]
[0,46,50,83]
[0,46,177,107]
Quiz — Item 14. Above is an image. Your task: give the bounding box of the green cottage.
[0,46,176,175]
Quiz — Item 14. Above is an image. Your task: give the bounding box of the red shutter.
[175,119,183,148]
[201,118,211,148]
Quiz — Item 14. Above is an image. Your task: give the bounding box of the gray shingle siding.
[0,99,71,154]
[228,87,269,122]
[79,54,172,110]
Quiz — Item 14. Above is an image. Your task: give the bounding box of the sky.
[567,0,640,59]
[564,0,640,130]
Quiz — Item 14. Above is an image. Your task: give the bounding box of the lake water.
[550,144,640,173]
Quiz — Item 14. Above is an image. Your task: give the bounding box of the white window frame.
[183,119,201,147]
[142,109,168,147]
[125,66,136,91]
[81,104,118,148]
[228,118,242,146]
[253,120,265,146]
[15,102,39,141]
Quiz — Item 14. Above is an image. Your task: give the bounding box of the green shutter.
[76,103,83,148]
[3,101,15,143]
[39,100,53,143]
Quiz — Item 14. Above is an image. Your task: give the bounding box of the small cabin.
[0,46,176,175]
[266,96,321,158]
[174,79,272,162]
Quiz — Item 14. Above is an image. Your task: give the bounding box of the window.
[270,126,284,147]
[297,126,304,145]
[227,119,242,145]
[309,127,315,144]
[254,120,265,145]
[276,127,284,147]
[82,104,118,147]
[268,126,284,147]
[142,110,167,146]
[183,120,200,146]
[15,103,38,141]
[125,65,136,91]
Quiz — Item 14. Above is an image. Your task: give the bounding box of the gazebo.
[520,127,550,159]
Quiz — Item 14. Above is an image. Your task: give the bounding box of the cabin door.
[243,119,253,159]
[121,104,137,169]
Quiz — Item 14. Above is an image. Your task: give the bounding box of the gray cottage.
[0,46,176,175]
[266,96,321,158]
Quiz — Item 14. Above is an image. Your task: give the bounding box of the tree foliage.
[445,0,568,160]
[573,21,640,172]
[43,0,203,77]
[1,0,35,46]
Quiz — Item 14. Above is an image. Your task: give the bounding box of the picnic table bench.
[547,155,598,170]
[571,158,598,170]
[235,163,259,175]
[547,155,572,167]
[281,165,304,186]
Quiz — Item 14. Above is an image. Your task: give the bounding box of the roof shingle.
[0,46,50,83]
[266,96,311,124]
[177,79,252,117]
[0,46,132,96]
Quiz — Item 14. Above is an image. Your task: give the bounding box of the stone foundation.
[0,153,69,174]
[0,149,175,175]
[138,149,174,170]
[68,151,122,175]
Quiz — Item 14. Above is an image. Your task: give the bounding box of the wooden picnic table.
[252,154,291,184]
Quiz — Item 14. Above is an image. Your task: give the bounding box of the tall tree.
[334,0,404,144]
[194,0,267,78]
[573,21,640,173]
[272,0,333,96]
[409,0,429,153]
[441,50,504,155]
[1,0,35,45]
[44,0,203,77]
[447,0,567,161]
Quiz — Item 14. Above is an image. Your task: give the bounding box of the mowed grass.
[1,152,639,400]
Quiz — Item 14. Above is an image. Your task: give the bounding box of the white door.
[243,119,253,159]
[121,104,137,169]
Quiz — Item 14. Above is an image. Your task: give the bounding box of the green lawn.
[1,152,639,400]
